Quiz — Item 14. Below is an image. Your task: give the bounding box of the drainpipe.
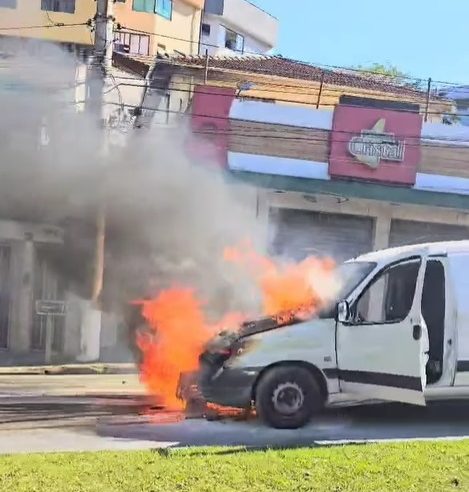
[197,4,204,55]
[424,77,432,122]
[204,49,209,84]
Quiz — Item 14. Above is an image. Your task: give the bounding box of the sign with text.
[35,300,67,316]
[329,103,423,186]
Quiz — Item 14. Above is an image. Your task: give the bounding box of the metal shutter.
[389,219,469,247]
[269,208,374,262]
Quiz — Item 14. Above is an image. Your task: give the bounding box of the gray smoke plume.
[0,40,265,321]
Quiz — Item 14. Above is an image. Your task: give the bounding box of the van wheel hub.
[272,382,304,415]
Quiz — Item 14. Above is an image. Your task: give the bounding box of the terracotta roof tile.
[164,54,430,97]
[115,53,444,100]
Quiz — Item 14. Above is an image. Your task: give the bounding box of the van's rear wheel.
[255,366,323,429]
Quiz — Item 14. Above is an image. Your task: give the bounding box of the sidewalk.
[0,373,145,398]
[0,363,137,376]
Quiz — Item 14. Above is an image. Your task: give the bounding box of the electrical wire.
[0,20,464,100]
[111,71,424,95]
[110,54,456,109]
[101,81,457,120]
[115,25,466,88]
[0,22,89,31]
[98,100,469,149]
[1,18,467,90]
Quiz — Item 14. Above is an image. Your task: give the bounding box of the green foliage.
[354,63,424,90]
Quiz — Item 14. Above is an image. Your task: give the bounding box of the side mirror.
[337,300,351,323]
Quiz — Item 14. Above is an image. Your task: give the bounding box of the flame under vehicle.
[179,241,469,429]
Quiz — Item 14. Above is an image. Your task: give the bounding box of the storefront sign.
[186,85,236,168]
[329,103,422,186]
[348,118,405,168]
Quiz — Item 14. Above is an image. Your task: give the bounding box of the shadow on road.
[96,401,469,449]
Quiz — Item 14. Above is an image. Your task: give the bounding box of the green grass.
[1,441,469,491]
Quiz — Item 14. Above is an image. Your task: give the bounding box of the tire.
[255,366,323,429]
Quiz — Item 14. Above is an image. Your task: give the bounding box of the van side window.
[353,259,421,324]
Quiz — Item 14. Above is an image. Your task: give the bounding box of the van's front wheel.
[255,366,323,429]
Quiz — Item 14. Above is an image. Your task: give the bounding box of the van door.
[337,255,428,405]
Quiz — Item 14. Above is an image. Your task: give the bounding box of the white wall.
[199,2,277,56]
[221,0,277,48]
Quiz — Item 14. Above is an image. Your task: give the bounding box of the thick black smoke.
[1,40,264,320]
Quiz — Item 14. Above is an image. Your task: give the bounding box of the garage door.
[269,208,374,262]
[389,220,469,247]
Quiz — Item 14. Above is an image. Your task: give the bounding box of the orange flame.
[136,241,337,408]
[136,288,245,409]
[224,240,336,321]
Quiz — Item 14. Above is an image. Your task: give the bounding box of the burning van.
[180,241,469,429]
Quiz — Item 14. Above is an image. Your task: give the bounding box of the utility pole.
[90,0,114,305]
[80,0,114,361]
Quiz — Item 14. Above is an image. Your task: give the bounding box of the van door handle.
[413,325,421,340]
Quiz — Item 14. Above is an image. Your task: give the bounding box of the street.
[2,375,469,454]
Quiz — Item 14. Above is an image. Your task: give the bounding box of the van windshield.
[318,261,376,319]
[337,261,376,299]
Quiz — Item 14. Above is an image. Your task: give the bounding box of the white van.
[196,241,469,428]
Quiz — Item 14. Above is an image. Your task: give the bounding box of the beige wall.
[0,0,202,55]
[114,0,202,55]
[0,0,95,45]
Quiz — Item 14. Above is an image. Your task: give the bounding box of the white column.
[77,301,101,362]
[373,212,391,251]
[8,240,34,355]
[368,213,392,321]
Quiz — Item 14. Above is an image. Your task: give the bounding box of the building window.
[133,0,172,19]
[0,0,17,9]
[155,0,172,19]
[224,27,244,52]
[201,23,211,36]
[115,32,150,56]
[41,0,75,13]
[132,0,154,12]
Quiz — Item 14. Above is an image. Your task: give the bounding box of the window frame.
[201,23,211,36]
[0,0,17,9]
[155,0,172,20]
[222,26,245,53]
[41,0,75,14]
[132,0,154,13]
[351,256,422,326]
[223,27,237,50]
[115,31,150,56]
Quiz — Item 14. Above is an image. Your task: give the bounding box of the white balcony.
[204,0,278,50]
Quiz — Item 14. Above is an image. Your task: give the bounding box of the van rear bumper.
[200,366,261,409]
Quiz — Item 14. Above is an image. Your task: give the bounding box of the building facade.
[200,0,277,55]
[189,85,469,266]
[0,0,204,55]
[136,54,454,128]
[438,86,469,127]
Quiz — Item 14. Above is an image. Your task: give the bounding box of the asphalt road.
[2,391,469,454]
